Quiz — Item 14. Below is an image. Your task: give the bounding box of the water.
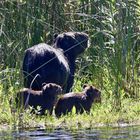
[0,125,140,140]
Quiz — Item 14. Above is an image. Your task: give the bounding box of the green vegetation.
[0,0,140,130]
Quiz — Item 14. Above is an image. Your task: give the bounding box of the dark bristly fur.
[23,32,88,92]
[16,83,62,115]
[55,85,101,117]
[54,32,89,92]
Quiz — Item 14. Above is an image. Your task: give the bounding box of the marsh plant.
[0,0,140,129]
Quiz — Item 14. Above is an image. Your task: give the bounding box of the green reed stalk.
[0,0,140,110]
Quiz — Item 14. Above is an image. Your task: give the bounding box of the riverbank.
[0,96,140,131]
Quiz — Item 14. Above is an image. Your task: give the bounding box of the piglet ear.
[42,83,47,87]
[90,86,93,89]
[83,84,88,89]
[49,83,52,88]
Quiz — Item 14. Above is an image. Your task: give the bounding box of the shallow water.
[0,125,140,140]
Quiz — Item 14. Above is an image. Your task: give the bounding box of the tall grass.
[0,0,140,126]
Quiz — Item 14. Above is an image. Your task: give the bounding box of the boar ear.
[54,33,58,39]
[53,33,58,43]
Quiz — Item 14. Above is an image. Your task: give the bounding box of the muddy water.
[0,125,140,140]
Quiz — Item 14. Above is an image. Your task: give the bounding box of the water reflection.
[0,125,140,140]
